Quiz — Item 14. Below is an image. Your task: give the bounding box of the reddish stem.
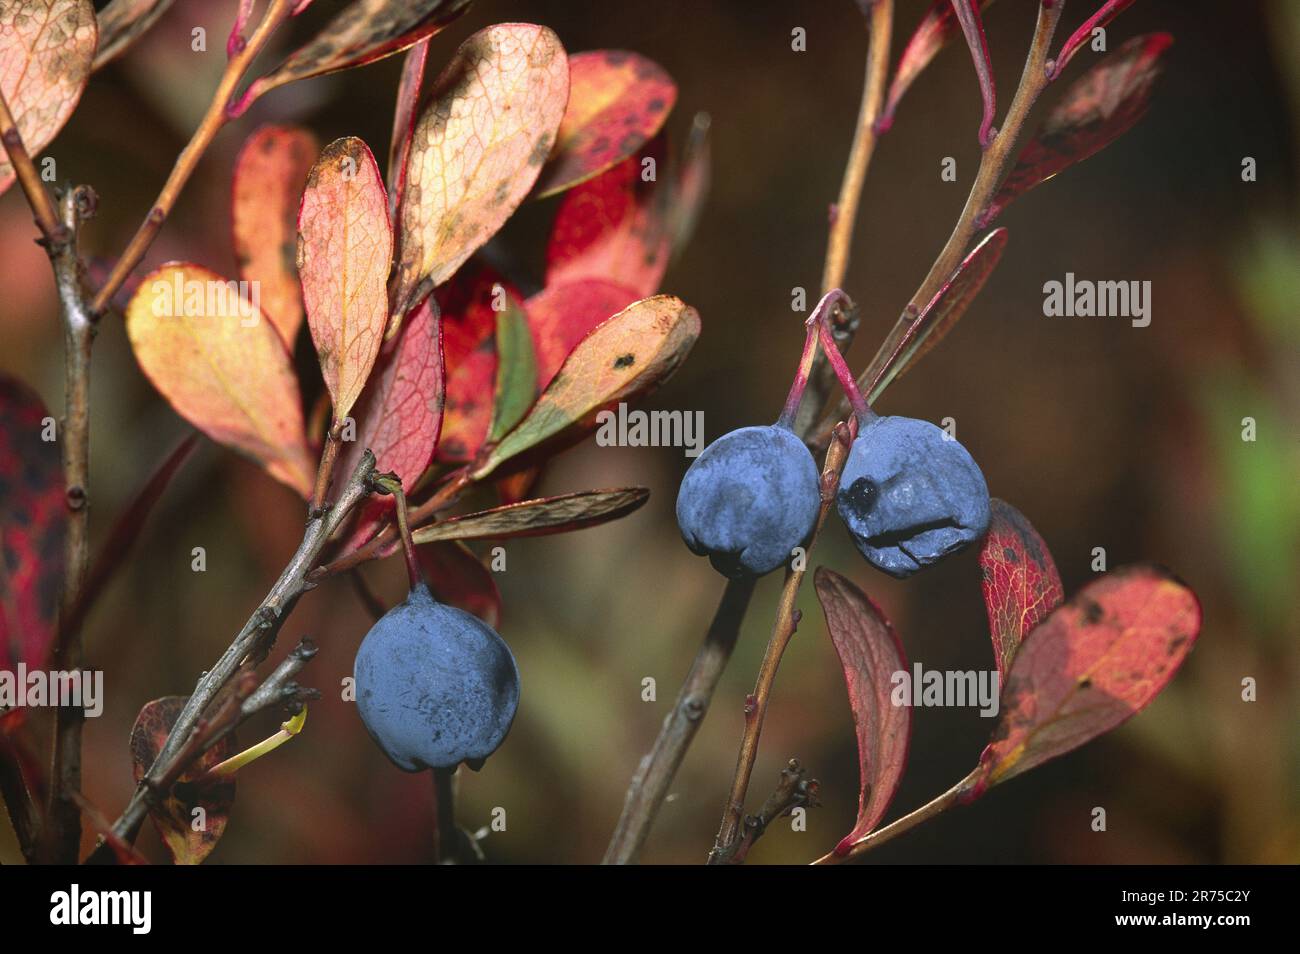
[951,0,998,147]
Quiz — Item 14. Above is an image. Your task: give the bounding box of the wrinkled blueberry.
[676,424,821,578]
[836,415,990,578]
[354,583,519,772]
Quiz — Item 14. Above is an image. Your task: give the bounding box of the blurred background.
[1,0,1296,864]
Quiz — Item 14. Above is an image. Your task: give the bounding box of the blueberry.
[676,424,821,578]
[354,583,519,772]
[836,415,990,578]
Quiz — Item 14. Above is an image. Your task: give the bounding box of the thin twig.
[716,758,820,866]
[89,0,294,316]
[0,89,63,243]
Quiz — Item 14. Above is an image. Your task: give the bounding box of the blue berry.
[836,416,990,578]
[676,424,820,578]
[354,583,519,772]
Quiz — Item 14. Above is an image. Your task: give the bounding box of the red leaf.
[338,296,443,544]
[814,568,911,856]
[231,124,319,347]
[978,499,1063,677]
[419,542,501,628]
[534,49,676,198]
[545,136,671,299]
[387,37,430,225]
[881,0,995,130]
[983,33,1173,225]
[0,375,65,685]
[1049,0,1137,81]
[434,266,524,463]
[524,279,640,390]
[963,565,1200,800]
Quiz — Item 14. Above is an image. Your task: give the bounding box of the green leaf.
[488,298,538,444]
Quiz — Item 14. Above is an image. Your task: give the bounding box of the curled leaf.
[392,23,570,320]
[298,136,393,425]
[814,568,910,855]
[412,488,649,544]
[983,33,1173,225]
[129,696,237,865]
[125,263,315,496]
[534,49,676,198]
[472,295,700,479]
[231,124,319,347]
[1049,0,1136,81]
[866,227,1007,401]
[979,499,1063,677]
[963,565,1201,800]
[92,0,172,69]
[950,0,996,147]
[524,279,640,390]
[419,542,502,628]
[0,375,65,696]
[881,0,995,129]
[238,0,475,110]
[0,0,97,196]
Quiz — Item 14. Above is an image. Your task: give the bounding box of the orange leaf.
[534,49,676,198]
[392,23,569,320]
[0,0,97,196]
[231,124,319,347]
[524,278,640,389]
[298,136,393,425]
[125,263,315,497]
[473,294,700,478]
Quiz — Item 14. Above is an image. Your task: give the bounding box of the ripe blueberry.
[354,583,519,772]
[836,415,990,578]
[676,424,820,578]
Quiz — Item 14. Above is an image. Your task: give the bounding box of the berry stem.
[375,474,424,590]
[776,318,822,429]
[811,290,874,427]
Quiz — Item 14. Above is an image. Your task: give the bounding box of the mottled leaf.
[984,34,1173,225]
[473,295,700,479]
[298,136,393,425]
[238,0,474,109]
[866,227,1007,402]
[387,36,429,225]
[412,487,648,544]
[488,296,536,444]
[814,568,911,856]
[963,565,1200,800]
[125,263,315,496]
[419,541,501,628]
[130,696,238,865]
[338,295,443,545]
[392,23,569,320]
[0,0,97,196]
[231,124,319,347]
[92,0,172,69]
[881,0,994,129]
[434,266,524,463]
[534,49,676,198]
[545,137,671,299]
[979,499,1063,677]
[524,279,639,390]
[0,375,65,688]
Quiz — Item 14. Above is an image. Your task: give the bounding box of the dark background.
[1,0,1295,864]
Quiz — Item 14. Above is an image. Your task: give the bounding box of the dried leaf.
[473,295,700,479]
[338,295,443,545]
[434,266,523,463]
[0,0,97,196]
[488,296,537,444]
[125,263,315,497]
[984,33,1173,225]
[130,696,238,865]
[524,279,640,390]
[239,0,474,108]
[534,49,676,198]
[92,0,172,69]
[0,375,65,684]
[298,136,393,425]
[419,541,501,628]
[412,487,648,544]
[231,124,319,347]
[545,137,671,299]
[866,227,1007,402]
[978,499,1063,677]
[392,23,569,320]
[814,568,910,855]
[964,565,1200,800]
[387,36,429,224]
[882,0,995,128]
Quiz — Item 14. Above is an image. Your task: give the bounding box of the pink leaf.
[1049,0,1137,81]
[524,279,640,390]
[814,568,911,856]
[881,0,995,130]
